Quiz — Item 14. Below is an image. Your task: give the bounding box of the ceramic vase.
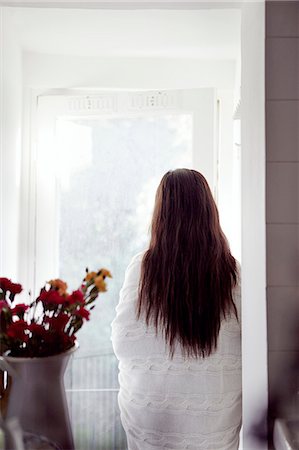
[0,343,78,450]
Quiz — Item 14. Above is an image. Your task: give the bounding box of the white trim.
[0,1,245,10]
[241,2,267,449]
[19,89,41,295]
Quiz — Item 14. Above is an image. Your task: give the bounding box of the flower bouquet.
[0,268,112,358]
[0,268,112,449]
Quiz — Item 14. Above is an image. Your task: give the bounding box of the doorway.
[0,3,266,449]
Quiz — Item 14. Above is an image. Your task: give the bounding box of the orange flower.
[94,275,107,292]
[86,268,112,292]
[84,271,97,282]
[48,279,68,296]
[100,269,112,279]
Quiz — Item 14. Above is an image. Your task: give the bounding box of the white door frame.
[1,2,267,449]
[241,3,267,449]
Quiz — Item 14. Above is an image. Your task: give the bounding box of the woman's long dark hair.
[137,169,238,358]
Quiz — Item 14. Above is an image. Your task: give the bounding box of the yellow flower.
[85,271,97,282]
[48,279,68,296]
[100,269,112,279]
[85,268,111,291]
[94,275,107,292]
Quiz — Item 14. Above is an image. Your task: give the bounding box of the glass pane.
[56,114,193,449]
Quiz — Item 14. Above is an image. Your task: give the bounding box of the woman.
[111,169,241,450]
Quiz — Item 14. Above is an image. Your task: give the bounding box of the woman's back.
[111,252,242,450]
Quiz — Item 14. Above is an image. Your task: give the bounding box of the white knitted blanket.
[111,252,242,450]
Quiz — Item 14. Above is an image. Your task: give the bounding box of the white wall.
[23,52,236,90]
[0,7,23,280]
[241,2,267,449]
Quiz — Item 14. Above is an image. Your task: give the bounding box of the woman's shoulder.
[128,250,145,267]
[126,250,145,274]
[122,250,145,288]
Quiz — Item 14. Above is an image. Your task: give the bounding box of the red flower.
[39,289,66,306]
[9,283,22,295]
[0,278,12,292]
[75,307,90,321]
[28,323,46,336]
[6,320,29,342]
[60,333,76,348]
[45,313,70,331]
[0,278,22,294]
[11,303,29,317]
[67,290,84,305]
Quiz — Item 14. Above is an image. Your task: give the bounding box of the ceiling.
[8,8,241,59]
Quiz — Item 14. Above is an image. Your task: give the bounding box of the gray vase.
[0,343,78,450]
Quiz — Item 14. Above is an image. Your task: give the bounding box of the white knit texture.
[111,252,242,450]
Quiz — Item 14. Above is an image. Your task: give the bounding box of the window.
[34,91,205,448]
